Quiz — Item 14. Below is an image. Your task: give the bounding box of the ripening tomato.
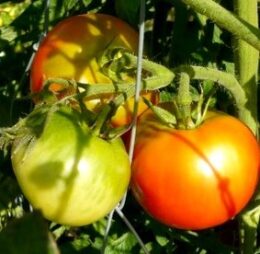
[131,109,260,230]
[11,105,131,226]
[30,13,158,127]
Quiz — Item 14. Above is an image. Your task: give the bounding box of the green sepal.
[143,97,177,127]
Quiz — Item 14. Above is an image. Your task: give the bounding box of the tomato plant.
[10,105,131,226]
[30,13,158,127]
[1,0,260,253]
[131,108,260,230]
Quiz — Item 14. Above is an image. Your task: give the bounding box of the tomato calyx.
[0,106,46,151]
[97,47,139,83]
[0,100,129,155]
[143,85,214,131]
[0,105,84,151]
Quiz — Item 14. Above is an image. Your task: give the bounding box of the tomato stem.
[233,0,259,137]
[176,72,193,129]
[174,65,255,131]
[180,0,260,52]
[233,0,259,252]
[92,105,113,137]
[43,52,175,97]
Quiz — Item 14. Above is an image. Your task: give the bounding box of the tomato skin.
[131,110,260,230]
[11,106,131,226]
[30,13,158,126]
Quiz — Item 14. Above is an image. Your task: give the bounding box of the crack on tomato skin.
[168,131,237,218]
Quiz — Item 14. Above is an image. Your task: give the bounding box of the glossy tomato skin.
[30,13,158,126]
[11,106,131,226]
[131,110,260,230]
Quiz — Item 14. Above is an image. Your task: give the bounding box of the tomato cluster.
[9,13,260,230]
[12,13,144,226]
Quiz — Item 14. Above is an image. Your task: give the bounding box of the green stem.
[44,78,136,96]
[92,105,112,136]
[44,53,175,98]
[174,65,255,131]
[176,72,193,128]
[233,0,259,137]
[179,0,260,51]
[122,53,175,90]
[233,0,259,253]
[43,53,175,136]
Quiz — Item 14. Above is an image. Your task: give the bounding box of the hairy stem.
[44,53,175,98]
[233,0,259,253]
[179,0,260,51]
[174,65,255,131]
[176,72,193,128]
[233,0,259,137]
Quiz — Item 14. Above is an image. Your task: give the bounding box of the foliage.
[0,0,259,253]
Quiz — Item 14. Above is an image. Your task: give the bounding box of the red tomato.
[30,13,158,126]
[131,109,260,230]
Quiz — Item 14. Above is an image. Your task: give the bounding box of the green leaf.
[59,233,91,254]
[104,232,137,254]
[143,97,177,126]
[0,212,60,254]
[155,235,169,247]
[212,24,224,44]
[92,218,108,236]
[115,0,140,27]
[0,174,21,209]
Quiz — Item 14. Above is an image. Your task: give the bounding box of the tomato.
[131,108,260,230]
[11,106,131,226]
[30,13,158,127]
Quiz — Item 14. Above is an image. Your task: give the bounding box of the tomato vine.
[0,0,259,253]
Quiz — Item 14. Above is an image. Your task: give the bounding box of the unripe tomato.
[131,109,260,230]
[11,106,131,226]
[30,13,158,127]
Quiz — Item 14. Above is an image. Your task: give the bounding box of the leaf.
[104,232,137,254]
[143,97,177,126]
[59,233,91,254]
[92,218,108,236]
[114,0,140,27]
[0,175,21,209]
[212,24,224,44]
[155,235,169,247]
[0,212,60,254]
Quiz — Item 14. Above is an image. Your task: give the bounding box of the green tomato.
[11,106,131,226]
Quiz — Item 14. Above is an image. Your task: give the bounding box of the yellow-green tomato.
[11,106,131,226]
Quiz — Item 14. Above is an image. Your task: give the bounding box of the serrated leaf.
[92,218,108,236]
[104,232,137,254]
